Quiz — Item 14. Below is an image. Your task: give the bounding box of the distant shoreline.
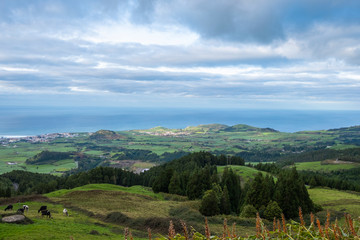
[1,108,360,135]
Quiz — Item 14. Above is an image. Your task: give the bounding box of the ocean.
[0,106,359,136]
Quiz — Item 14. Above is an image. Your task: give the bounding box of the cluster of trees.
[199,167,241,216]
[25,150,73,164]
[0,166,142,195]
[0,176,12,198]
[255,162,360,193]
[143,152,244,199]
[200,168,314,219]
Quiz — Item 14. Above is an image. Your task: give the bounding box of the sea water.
[0,106,359,136]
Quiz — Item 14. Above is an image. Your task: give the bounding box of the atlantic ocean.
[1,106,359,136]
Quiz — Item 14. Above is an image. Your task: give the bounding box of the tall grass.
[146,208,360,239]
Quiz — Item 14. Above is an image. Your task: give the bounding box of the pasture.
[0,201,124,240]
[217,165,274,183]
[294,161,360,172]
[308,187,360,219]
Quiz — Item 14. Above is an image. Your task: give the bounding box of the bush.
[240,204,257,218]
[264,201,282,220]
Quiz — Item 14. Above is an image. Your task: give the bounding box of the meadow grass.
[217,165,274,183]
[48,189,181,219]
[0,201,126,240]
[309,187,360,219]
[132,162,156,169]
[294,161,359,172]
[45,184,164,200]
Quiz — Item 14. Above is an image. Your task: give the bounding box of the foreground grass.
[0,201,125,240]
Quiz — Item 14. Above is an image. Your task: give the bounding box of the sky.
[1,0,360,110]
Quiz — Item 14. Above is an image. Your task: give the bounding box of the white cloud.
[82,21,199,46]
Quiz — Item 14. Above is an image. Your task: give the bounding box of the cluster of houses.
[0,132,78,145]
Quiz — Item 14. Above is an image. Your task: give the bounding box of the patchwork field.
[1,124,359,175]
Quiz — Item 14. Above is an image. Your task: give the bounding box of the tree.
[168,171,183,195]
[5,186,11,198]
[221,167,242,213]
[199,190,220,216]
[220,185,231,215]
[264,201,282,220]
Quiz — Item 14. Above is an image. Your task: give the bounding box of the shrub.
[264,201,282,220]
[240,204,257,218]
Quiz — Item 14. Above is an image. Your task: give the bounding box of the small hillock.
[89,130,126,141]
[224,124,278,132]
[26,150,72,165]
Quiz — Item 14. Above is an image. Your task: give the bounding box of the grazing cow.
[41,210,51,218]
[17,208,24,214]
[23,205,29,212]
[38,206,47,213]
[63,208,68,216]
[4,204,13,211]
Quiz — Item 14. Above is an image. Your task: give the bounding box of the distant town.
[0,132,81,145]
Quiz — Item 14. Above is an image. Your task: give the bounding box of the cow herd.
[3,204,69,219]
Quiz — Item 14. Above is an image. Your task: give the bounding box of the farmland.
[1,124,359,175]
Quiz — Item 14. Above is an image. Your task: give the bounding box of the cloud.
[0,0,360,109]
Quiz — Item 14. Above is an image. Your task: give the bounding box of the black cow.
[41,210,51,218]
[38,206,47,213]
[4,204,13,211]
[17,208,24,214]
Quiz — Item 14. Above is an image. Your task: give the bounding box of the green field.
[217,165,274,183]
[294,161,360,172]
[0,201,125,240]
[45,184,164,200]
[309,187,360,218]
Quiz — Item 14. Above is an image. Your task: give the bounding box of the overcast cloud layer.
[1,0,360,109]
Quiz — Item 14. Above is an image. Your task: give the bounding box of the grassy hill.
[1,184,257,239]
[2,184,360,239]
[308,187,360,224]
[217,165,274,184]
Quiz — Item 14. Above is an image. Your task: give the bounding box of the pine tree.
[264,201,282,220]
[220,185,231,215]
[221,167,241,213]
[168,171,183,195]
[5,186,11,198]
[199,190,220,216]
[245,172,272,210]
